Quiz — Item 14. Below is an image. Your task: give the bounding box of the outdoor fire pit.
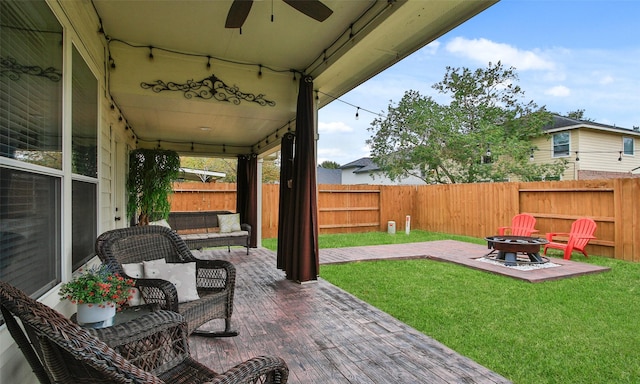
[484,235,549,266]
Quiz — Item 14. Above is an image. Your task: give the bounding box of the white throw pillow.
[143,260,200,303]
[149,219,172,229]
[121,262,145,306]
[218,213,241,233]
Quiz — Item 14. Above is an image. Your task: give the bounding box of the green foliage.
[565,109,594,122]
[180,156,281,183]
[180,156,237,182]
[127,148,180,223]
[320,160,341,169]
[367,62,567,183]
[321,255,640,383]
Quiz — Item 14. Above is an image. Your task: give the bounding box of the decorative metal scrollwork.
[0,56,62,82]
[140,74,276,107]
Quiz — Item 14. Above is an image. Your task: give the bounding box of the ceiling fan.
[225,0,333,29]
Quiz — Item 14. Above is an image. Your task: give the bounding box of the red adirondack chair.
[498,213,538,237]
[543,218,597,260]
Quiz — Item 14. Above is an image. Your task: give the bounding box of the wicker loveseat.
[0,280,289,384]
[167,211,251,254]
[96,225,237,337]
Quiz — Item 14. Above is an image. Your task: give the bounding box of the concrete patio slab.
[320,240,610,283]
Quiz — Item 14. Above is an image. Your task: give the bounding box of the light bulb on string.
[355,107,360,120]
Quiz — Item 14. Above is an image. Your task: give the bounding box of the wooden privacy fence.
[170,178,640,261]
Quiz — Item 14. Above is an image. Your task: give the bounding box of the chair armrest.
[206,356,289,384]
[135,278,180,312]
[497,226,509,235]
[241,223,251,232]
[545,232,570,241]
[193,259,236,291]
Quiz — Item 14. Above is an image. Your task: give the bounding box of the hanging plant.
[126,148,180,225]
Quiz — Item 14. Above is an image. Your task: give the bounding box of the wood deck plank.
[190,246,512,383]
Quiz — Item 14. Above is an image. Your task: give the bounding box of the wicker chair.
[0,280,289,384]
[96,225,237,337]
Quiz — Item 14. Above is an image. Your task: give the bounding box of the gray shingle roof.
[544,114,638,134]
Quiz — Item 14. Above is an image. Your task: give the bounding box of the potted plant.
[59,265,134,324]
[126,148,180,225]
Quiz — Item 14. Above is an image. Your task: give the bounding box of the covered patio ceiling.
[93,0,498,157]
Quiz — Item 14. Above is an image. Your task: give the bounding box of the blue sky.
[317,0,640,166]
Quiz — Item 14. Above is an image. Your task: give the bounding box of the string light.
[529,148,535,161]
[575,151,580,161]
[107,39,295,80]
[258,64,263,78]
[619,151,622,161]
[355,107,360,120]
[316,90,384,119]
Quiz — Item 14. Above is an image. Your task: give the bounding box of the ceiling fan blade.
[283,0,333,22]
[225,0,254,28]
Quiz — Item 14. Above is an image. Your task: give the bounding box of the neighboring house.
[340,157,426,185]
[317,166,342,184]
[531,115,640,180]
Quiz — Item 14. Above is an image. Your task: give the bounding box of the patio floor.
[192,243,514,383]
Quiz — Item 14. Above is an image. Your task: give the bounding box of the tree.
[565,109,594,122]
[320,160,340,169]
[180,156,237,182]
[367,61,567,184]
[180,155,281,183]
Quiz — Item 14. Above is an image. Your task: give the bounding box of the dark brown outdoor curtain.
[277,133,295,270]
[277,75,319,282]
[236,154,258,248]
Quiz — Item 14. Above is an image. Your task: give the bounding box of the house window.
[0,0,63,296]
[0,168,61,297]
[71,46,98,269]
[623,137,634,156]
[553,132,570,157]
[0,1,63,168]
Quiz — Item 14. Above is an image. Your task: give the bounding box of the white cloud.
[544,85,571,97]
[445,37,555,71]
[318,121,353,134]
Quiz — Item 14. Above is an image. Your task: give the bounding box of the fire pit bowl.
[484,235,549,266]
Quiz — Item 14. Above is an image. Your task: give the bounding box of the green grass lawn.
[264,231,640,383]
